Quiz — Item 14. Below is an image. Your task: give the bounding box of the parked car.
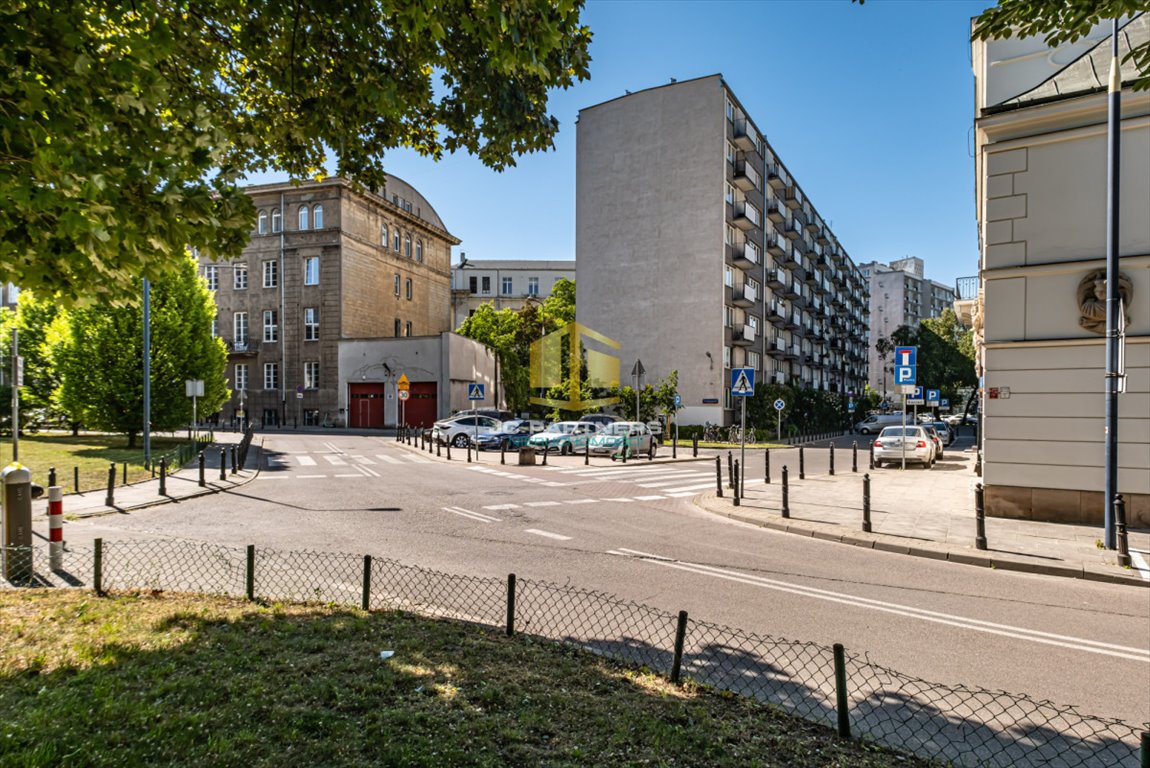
[528,421,598,454]
[432,414,502,447]
[932,421,953,447]
[579,413,620,431]
[921,424,945,460]
[471,419,544,451]
[872,426,935,468]
[588,421,657,460]
[454,408,514,422]
[854,413,904,435]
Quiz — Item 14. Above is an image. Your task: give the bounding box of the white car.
[432,414,502,448]
[872,426,935,468]
[588,421,657,459]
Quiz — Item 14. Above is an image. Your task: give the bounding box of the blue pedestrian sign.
[467,383,485,401]
[731,368,755,396]
[894,345,917,385]
[773,398,786,411]
[926,389,940,405]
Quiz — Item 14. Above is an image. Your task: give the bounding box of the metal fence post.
[862,473,871,533]
[505,573,517,637]
[733,459,740,507]
[781,465,789,518]
[829,444,835,476]
[159,457,167,496]
[48,466,56,488]
[670,610,688,684]
[105,463,115,507]
[500,442,505,465]
[852,441,858,473]
[585,440,590,466]
[446,441,452,461]
[975,482,987,551]
[714,456,723,498]
[93,538,103,596]
[219,448,227,481]
[1115,494,1131,567]
[672,431,677,459]
[437,439,442,458]
[246,544,255,601]
[764,448,770,484]
[833,643,851,739]
[74,466,80,494]
[198,451,205,487]
[362,555,372,611]
[799,445,805,480]
[541,445,548,466]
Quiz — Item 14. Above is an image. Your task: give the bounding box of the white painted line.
[524,501,562,507]
[542,482,569,487]
[442,506,501,523]
[376,455,403,464]
[1130,550,1150,582]
[296,474,327,479]
[296,455,317,466]
[602,497,633,503]
[254,476,290,481]
[660,482,720,493]
[615,547,673,561]
[664,491,701,498]
[351,455,375,465]
[565,499,598,505]
[355,465,380,478]
[482,504,521,511]
[635,495,668,501]
[323,455,347,466]
[333,473,362,478]
[640,557,1150,662]
[404,455,431,463]
[524,528,572,541]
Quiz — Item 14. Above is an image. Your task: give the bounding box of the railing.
[956,275,980,300]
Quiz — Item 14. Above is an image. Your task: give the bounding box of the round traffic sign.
[773,398,786,411]
[673,393,682,408]
[398,390,410,401]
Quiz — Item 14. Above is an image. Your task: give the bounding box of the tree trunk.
[127,431,137,449]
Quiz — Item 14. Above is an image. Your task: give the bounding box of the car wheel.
[560,442,572,456]
[873,459,882,468]
[858,428,869,435]
[452,433,469,448]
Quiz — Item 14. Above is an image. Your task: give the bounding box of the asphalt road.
[60,432,1150,728]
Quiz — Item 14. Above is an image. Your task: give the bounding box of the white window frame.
[313,204,324,229]
[304,361,319,390]
[303,256,319,286]
[263,310,278,343]
[725,182,735,205]
[405,278,412,300]
[394,274,401,296]
[271,209,282,233]
[234,264,248,290]
[304,307,319,341]
[415,239,423,262]
[405,321,413,337]
[723,346,731,368]
[257,211,268,235]
[393,230,401,252]
[404,235,411,257]
[263,362,279,390]
[204,265,218,291]
[381,223,388,246]
[210,316,218,337]
[724,266,733,288]
[501,276,513,295]
[234,363,248,392]
[298,205,309,230]
[262,260,277,289]
[527,277,539,296]
[233,312,248,345]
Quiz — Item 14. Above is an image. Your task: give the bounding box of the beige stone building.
[972,14,1150,526]
[450,259,576,330]
[200,177,461,428]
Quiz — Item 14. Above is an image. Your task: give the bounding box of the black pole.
[48,466,56,488]
[159,457,167,496]
[198,451,205,487]
[799,445,805,479]
[733,459,741,507]
[436,439,441,458]
[714,455,723,498]
[781,465,789,518]
[1140,731,1149,768]
[869,441,875,470]
[93,538,103,596]
[829,443,835,476]
[975,482,987,551]
[1103,19,1122,550]
[862,473,871,533]
[230,445,238,474]
[362,555,372,611]
[219,447,227,481]
[585,440,590,465]
[505,573,517,637]
[764,448,770,484]
[122,461,127,484]
[727,450,733,489]
[670,610,688,684]
[692,436,698,458]
[73,466,79,494]
[833,643,851,739]
[105,463,115,507]
[1115,494,1131,567]
[672,430,677,459]
[852,440,858,473]
[245,544,255,600]
[500,442,505,465]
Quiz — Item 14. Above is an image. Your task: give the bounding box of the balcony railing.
[765,164,787,190]
[784,186,803,209]
[784,218,803,240]
[955,275,980,300]
[228,339,258,355]
[765,199,787,223]
[733,283,756,307]
[732,241,760,269]
[732,118,758,153]
[733,158,761,191]
[732,200,762,231]
[732,323,756,346]
[765,267,787,288]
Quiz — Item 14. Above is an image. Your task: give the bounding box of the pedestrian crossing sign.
[730,368,755,396]
[468,383,485,401]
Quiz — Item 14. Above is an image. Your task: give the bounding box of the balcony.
[784,186,803,209]
[732,118,758,153]
[786,343,801,360]
[804,267,820,287]
[772,370,787,385]
[782,280,800,300]
[228,339,258,355]
[731,241,760,269]
[733,158,761,191]
[783,218,803,240]
[732,200,761,231]
[732,282,756,307]
[785,311,802,330]
[766,301,786,325]
[765,267,787,288]
[732,323,756,346]
[766,336,787,357]
[766,164,787,190]
[765,198,787,223]
[805,215,819,233]
[815,228,830,245]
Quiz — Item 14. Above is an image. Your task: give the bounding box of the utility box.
[518,447,537,466]
[2,463,33,581]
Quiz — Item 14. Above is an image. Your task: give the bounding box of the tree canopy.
[973,1,1150,91]
[889,309,977,406]
[1,1,593,304]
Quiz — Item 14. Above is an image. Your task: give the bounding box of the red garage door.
[404,381,437,427]
[348,383,386,429]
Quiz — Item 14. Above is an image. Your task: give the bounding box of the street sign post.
[730,368,754,478]
[397,374,410,427]
[185,379,204,438]
[631,360,645,422]
[894,347,918,472]
[773,397,785,441]
[468,383,486,447]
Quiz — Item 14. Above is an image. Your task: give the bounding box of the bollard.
[198,451,206,487]
[852,441,858,473]
[506,573,517,637]
[692,436,698,457]
[975,482,987,550]
[714,456,723,498]
[428,433,433,454]
[74,466,80,494]
[585,440,590,466]
[781,465,789,518]
[829,443,835,476]
[219,448,227,481]
[123,461,128,485]
[733,459,741,507]
[362,555,372,611]
[466,443,472,463]
[48,485,64,570]
[1115,494,1131,568]
[869,441,875,470]
[48,466,57,488]
[231,445,238,474]
[670,610,689,684]
[105,462,116,507]
[799,445,805,480]
[500,442,506,465]
[1141,732,1149,768]
[437,439,442,458]
[621,438,628,463]
[727,451,733,489]
[833,643,851,739]
[93,538,103,596]
[765,448,770,484]
[446,440,452,461]
[245,544,255,601]
[672,432,677,459]
[159,457,168,496]
[541,445,548,465]
[862,473,872,533]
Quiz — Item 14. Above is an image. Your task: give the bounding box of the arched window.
[393,230,401,252]
[271,209,282,233]
[415,239,423,262]
[381,224,388,246]
[404,235,411,257]
[313,205,324,229]
[298,205,310,230]
[257,211,268,235]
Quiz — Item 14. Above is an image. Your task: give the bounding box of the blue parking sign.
[927,389,940,405]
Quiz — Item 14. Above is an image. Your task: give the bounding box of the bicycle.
[727,424,743,444]
[702,422,723,443]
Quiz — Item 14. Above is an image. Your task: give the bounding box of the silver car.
[872,426,935,468]
[432,414,502,448]
[588,421,657,460]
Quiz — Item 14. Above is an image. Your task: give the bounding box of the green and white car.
[588,421,657,460]
[527,421,598,454]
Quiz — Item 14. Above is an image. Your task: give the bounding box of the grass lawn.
[0,433,202,494]
[0,590,940,768]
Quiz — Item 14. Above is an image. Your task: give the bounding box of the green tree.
[14,291,61,421]
[48,254,228,446]
[542,278,577,325]
[973,2,1150,92]
[457,303,531,414]
[1,1,593,305]
[890,309,977,408]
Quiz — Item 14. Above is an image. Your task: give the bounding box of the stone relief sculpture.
[1077,269,1132,334]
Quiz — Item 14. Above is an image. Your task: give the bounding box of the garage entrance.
[348,383,386,428]
[404,381,437,427]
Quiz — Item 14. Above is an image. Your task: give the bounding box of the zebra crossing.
[465,460,719,503]
[258,448,432,480]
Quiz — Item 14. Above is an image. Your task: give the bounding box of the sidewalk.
[694,440,1150,588]
[34,432,261,520]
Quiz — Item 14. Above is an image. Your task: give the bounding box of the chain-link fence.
[2,540,1144,767]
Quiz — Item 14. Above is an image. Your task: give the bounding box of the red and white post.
[48,485,64,570]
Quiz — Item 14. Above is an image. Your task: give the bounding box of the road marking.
[296,456,317,466]
[635,495,668,501]
[615,547,673,561]
[255,476,290,480]
[524,501,561,507]
[524,528,572,541]
[376,455,403,464]
[482,504,521,511]
[565,499,598,505]
[333,473,362,478]
[442,506,501,523]
[1130,550,1150,582]
[351,455,375,465]
[404,455,431,463]
[629,554,1150,662]
[354,465,380,478]
[660,481,720,493]
[664,491,701,498]
[296,474,326,479]
[323,442,343,454]
[323,455,347,466]
[542,482,568,487]
[603,497,633,503]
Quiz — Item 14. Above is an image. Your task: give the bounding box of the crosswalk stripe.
[296,456,317,466]
[482,504,521,510]
[660,481,718,493]
[524,528,571,541]
[333,473,361,478]
[635,495,667,501]
[602,497,633,503]
[664,490,701,498]
[376,455,403,464]
[524,501,561,507]
[323,455,346,466]
[404,455,431,463]
[351,455,375,465]
[297,474,326,479]
[564,499,598,505]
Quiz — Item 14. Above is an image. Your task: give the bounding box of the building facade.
[972,14,1149,526]
[199,177,460,428]
[450,259,576,329]
[576,75,869,426]
[861,257,957,399]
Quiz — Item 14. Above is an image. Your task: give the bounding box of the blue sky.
[251,0,994,288]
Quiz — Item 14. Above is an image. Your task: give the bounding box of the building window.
[527,277,539,296]
[725,224,737,246]
[271,209,282,233]
[394,318,401,337]
[481,276,491,294]
[405,278,412,300]
[313,205,324,229]
[415,240,423,262]
[405,321,413,337]
[234,264,248,290]
[304,256,319,285]
[258,211,268,235]
[502,276,513,295]
[725,306,733,327]
[725,182,735,205]
[393,230,401,252]
[204,265,218,291]
[724,266,733,288]
[394,273,401,296]
[303,409,320,426]
[263,363,279,390]
[748,351,761,370]
[469,276,478,294]
[210,315,218,337]
[234,363,248,392]
[263,310,278,343]
[723,346,731,368]
[304,307,319,341]
[381,223,388,246]
[233,312,248,346]
[404,235,411,257]
[262,260,277,288]
[726,141,736,165]
[298,205,310,230]
[725,98,734,121]
[304,362,319,390]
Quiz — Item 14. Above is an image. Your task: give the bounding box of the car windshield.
[499,420,525,432]
[879,427,922,437]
